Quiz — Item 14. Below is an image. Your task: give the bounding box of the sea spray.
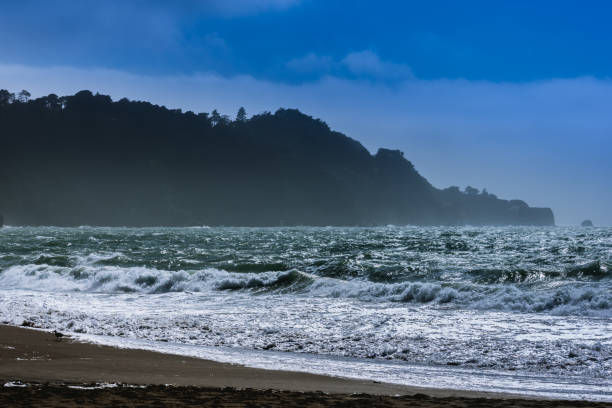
[1,226,610,398]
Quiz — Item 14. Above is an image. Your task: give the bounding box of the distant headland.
[0,89,554,227]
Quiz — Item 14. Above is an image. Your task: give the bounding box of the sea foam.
[0,259,610,316]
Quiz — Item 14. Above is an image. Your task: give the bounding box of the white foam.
[4,381,27,387]
[1,226,611,401]
[67,383,121,390]
[1,288,610,382]
[1,261,609,316]
[72,332,612,402]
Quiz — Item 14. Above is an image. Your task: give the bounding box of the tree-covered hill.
[0,90,554,226]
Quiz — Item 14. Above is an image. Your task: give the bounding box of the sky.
[1,0,611,225]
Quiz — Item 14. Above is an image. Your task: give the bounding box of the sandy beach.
[1,325,609,407]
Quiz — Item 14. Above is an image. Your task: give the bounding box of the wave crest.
[0,260,610,316]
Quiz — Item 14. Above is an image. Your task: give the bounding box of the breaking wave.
[1,260,610,316]
[1,226,611,393]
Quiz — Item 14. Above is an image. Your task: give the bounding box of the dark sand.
[1,325,609,407]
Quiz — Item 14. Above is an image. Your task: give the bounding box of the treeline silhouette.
[0,90,554,226]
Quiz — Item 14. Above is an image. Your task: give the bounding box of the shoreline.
[0,325,510,397]
[2,325,611,407]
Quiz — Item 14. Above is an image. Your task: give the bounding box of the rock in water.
[581,219,594,227]
[0,213,3,228]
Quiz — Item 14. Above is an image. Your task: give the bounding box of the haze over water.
[3,2,612,226]
[1,226,610,400]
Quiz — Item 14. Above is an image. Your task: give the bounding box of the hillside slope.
[0,90,554,226]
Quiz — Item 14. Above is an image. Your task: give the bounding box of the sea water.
[0,226,610,400]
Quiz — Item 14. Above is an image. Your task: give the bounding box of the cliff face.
[0,90,555,226]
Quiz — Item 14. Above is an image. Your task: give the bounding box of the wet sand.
[1,325,609,407]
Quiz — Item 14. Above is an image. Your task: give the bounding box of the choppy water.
[1,226,610,400]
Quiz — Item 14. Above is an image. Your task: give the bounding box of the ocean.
[0,226,610,400]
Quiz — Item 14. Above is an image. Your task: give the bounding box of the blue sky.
[1,0,611,225]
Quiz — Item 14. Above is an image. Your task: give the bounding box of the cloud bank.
[206,0,300,15]
[341,50,413,80]
[286,50,414,81]
[1,63,610,225]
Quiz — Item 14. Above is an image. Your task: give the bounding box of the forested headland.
[0,89,554,226]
